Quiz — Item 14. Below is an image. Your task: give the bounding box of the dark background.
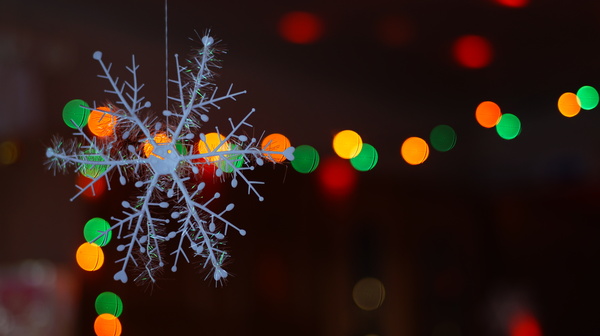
[1,0,600,335]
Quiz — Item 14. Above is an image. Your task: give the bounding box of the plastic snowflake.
[46,35,294,284]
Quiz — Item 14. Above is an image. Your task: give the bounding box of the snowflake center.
[147,144,179,175]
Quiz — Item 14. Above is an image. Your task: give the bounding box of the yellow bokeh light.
[401,137,429,165]
[352,277,385,311]
[261,133,291,163]
[76,242,104,272]
[558,92,581,117]
[0,141,19,165]
[143,133,172,158]
[94,314,122,336]
[88,106,117,137]
[333,130,363,159]
[197,132,229,163]
[475,101,502,128]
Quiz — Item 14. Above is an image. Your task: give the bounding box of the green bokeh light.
[84,217,112,247]
[95,291,123,317]
[495,113,521,140]
[62,99,90,129]
[577,85,599,110]
[291,145,319,174]
[79,150,108,178]
[429,125,457,152]
[350,143,378,171]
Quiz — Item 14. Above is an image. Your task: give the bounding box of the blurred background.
[2,0,600,335]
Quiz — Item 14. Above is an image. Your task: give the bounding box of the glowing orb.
[333,130,363,159]
[262,133,291,163]
[558,92,581,117]
[76,242,104,271]
[291,145,319,173]
[196,132,229,163]
[94,314,122,336]
[476,101,502,128]
[143,133,172,158]
[352,277,385,311]
[80,150,108,179]
[576,85,599,110]
[453,35,493,69]
[84,217,112,247]
[401,137,429,165]
[88,106,117,137]
[62,99,90,129]
[350,143,378,171]
[495,113,521,140]
[95,292,123,317]
[429,125,457,152]
[278,11,324,44]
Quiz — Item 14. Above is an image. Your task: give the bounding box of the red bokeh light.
[452,35,493,69]
[510,312,542,336]
[495,0,529,8]
[318,156,357,199]
[278,11,324,44]
[77,174,106,200]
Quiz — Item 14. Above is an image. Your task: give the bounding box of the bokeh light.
[94,314,122,336]
[510,312,542,336]
[350,143,378,171]
[88,106,117,137]
[196,132,229,163]
[429,125,457,152]
[318,156,357,199]
[495,0,529,8]
[453,35,493,69]
[291,145,319,174]
[77,174,107,199]
[62,99,90,129]
[84,217,112,247]
[80,150,108,179]
[261,133,291,163]
[0,140,19,165]
[95,292,123,318]
[278,11,324,44]
[476,101,502,128]
[495,113,522,140]
[143,133,172,158]
[333,130,363,159]
[401,137,429,165]
[352,277,386,311]
[558,92,581,117]
[76,242,104,271]
[576,85,599,110]
[219,144,244,173]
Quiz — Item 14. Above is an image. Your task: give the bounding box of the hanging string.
[165,0,169,110]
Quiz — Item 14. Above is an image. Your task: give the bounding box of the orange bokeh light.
[476,101,502,128]
[261,133,291,163]
[557,92,581,117]
[278,11,324,44]
[143,133,172,158]
[88,106,117,137]
[453,35,493,69]
[76,242,104,272]
[94,314,122,336]
[401,137,429,165]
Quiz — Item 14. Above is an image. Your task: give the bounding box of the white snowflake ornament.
[46,34,294,284]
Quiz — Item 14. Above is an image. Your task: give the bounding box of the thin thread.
[165,0,169,110]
